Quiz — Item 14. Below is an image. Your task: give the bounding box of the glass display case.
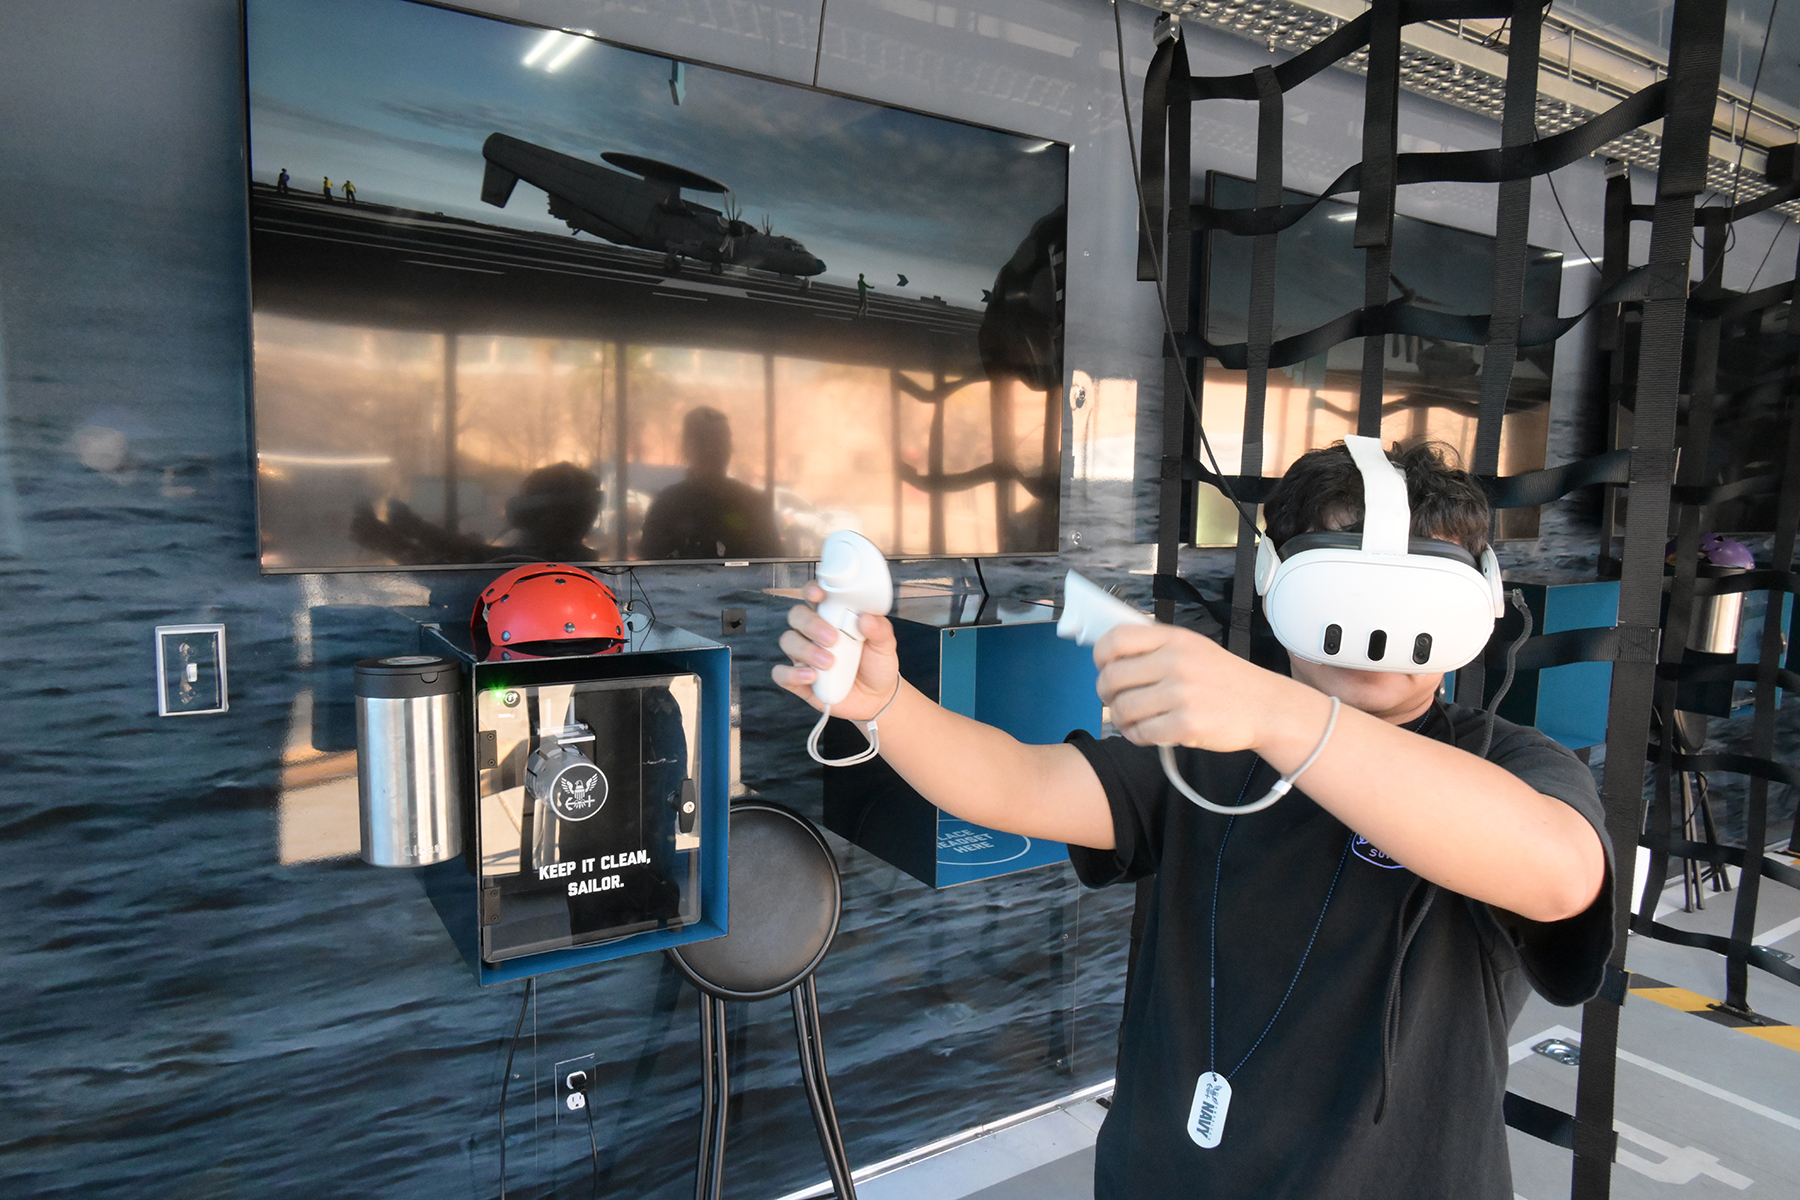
[420,621,729,983]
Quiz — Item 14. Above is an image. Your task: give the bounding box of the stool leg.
[708,995,730,1200]
[791,977,856,1199]
[695,993,715,1200]
[695,994,730,1200]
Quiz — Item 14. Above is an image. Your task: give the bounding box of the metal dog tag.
[1186,1071,1232,1148]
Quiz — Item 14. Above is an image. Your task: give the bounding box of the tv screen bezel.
[239,0,1075,574]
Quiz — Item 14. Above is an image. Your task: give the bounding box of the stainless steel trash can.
[356,655,463,867]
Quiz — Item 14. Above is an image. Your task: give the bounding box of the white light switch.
[156,624,228,716]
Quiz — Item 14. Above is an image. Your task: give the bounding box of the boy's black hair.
[1262,440,1490,557]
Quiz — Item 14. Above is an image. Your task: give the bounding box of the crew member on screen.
[349,461,603,565]
[638,407,782,561]
[342,179,357,204]
[277,168,290,194]
[322,176,333,200]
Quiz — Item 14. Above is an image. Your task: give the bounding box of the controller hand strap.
[1158,696,1340,814]
[805,676,904,768]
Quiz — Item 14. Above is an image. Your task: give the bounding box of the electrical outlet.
[156,624,228,716]
[554,1053,596,1125]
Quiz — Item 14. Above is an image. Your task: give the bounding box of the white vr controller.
[807,530,894,767]
[812,530,894,707]
[1056,569,1307,816]
[1056,569,1155,646]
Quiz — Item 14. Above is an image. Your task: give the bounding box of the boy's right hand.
[773,582,903,721]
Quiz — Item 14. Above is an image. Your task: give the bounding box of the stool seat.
[669,806,840,1000]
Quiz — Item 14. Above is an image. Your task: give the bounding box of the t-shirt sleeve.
[1480,721,1616,1007]
[1063,731,1171,887]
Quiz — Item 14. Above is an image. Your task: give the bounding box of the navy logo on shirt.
[1352,835,1405,869]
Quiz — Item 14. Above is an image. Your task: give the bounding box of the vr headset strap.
[1342,437,1409,555]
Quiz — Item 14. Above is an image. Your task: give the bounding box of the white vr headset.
[1253,435,1503,673]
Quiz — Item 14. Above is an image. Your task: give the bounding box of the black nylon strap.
[1647,747,1800,789]
[1646,210,1728,967]
[1573,6,1727,1197]
[1657,659,1800,692]
[1686,565,1800,595]
[1670,473,1782,507]
[1723,327,1800,1010]
[1183,261,1665,371]
[1190,83,1667,238]
[1357,0,1403,434]
[1188,451,1630,509]
[1493,624,1654,672]
[1504,1091,1580,1149]
[1482,449,1632,507]
[1634,831,1800,891]
[1627,180,1800,226]
[1155,33,1195,624]
[1180,1,1512,103]
[1230,66,1284,658]
[1474,0,1545,477]
[1179,460,1281,503]
[1138,35,1176,283]
[1630,915,1800,987]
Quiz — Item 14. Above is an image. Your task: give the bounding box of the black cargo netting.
[1129,2,1798,1193]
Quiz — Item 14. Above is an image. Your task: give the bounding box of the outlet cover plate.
[554,1053,596,1126]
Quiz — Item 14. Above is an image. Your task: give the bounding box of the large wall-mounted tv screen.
[1196,173,1561,544]
[245,0,1069,571]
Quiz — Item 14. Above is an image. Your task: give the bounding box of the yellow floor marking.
[1631,985,1715,1012]
[1739,1025,1800,1052]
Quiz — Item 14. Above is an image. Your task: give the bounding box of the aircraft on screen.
[481,132,828,284]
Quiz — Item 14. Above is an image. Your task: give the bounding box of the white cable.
[1158,696,1341,814]
[806,676,904,767]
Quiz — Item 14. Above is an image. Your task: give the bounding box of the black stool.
[667,803,857,1200]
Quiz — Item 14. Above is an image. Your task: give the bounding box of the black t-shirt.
[1068,701,1613,1200]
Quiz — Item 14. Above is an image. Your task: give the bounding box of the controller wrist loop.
[806,674,904,767]
[1157,696,1340,814]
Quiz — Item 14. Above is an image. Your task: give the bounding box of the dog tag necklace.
[1189,789,1354,1150]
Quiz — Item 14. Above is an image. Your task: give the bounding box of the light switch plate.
[156,624,228,716]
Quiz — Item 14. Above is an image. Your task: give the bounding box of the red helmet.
[471,563,625,661]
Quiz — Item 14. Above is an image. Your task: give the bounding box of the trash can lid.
[355,655,461,698]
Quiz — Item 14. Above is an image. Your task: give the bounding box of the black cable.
[1532,10,1604,280]
[972,556,990,599]
[1545,169,1603,277]
[1747,218,1790,291]
[1110,2,1263,545]
[1478,589,1533,758]
[630,566,657,627]
[582,1080,602,1200]
[1726,0,1780,219]
[497,977,535,1200]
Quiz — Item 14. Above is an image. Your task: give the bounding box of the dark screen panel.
[246,0,1068,570]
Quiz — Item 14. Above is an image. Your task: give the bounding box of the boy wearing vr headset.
[775,438,1609,1199]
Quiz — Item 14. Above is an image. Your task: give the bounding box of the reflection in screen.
[254,321,1058,568]
[1195,174,1560,545]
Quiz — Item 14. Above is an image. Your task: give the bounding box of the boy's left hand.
[1095,623,1291,754]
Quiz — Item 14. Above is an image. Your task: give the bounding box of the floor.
[774,855,1800,1200]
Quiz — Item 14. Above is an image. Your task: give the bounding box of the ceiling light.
[544,34,589,73]
[522,30,562,67]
